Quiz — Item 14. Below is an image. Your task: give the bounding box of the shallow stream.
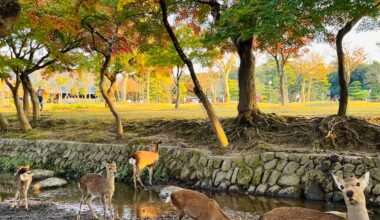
[1,173,380,219]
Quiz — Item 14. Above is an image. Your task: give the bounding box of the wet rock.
[159,186,183,199]
[255,184,268,195]
[261,152,274,162]
[33,177,67,190]
[214,171,227,186]
[266,185,280,196]
[30,169,54,180]
[218,180,230,191]
[264,159,278,170]
[278,174,300,186]
[228,185,239,192]
[237,167,253,185]
[300,155,309,165]
[332,191,344,203]
[370,196,380,207]
[355,164,367,176]
[288,154,301,162]
[231,168,239,184]
[370,168,380,181]
[362,156,374,167]
[330,155,340,162]
[262,170,271,183]
[319,161,331,171]
[343,164,355,176]
[283,161,299,174]
[278,186,301,198]
[330,162,343,173]
[247,185,256,194]
[305,183,324,201]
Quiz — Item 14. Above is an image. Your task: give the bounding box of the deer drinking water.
[166,188,238,220]
[128,140,162,189]
[260,172,371,220]
[11,165,34,211]
[77,162,117,220]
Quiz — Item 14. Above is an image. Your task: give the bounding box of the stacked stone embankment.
[0,138,379,206]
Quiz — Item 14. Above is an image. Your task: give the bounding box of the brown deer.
[77,162,117,220]
[332,171,370,220]
[11,165,34,211]
[260,172,371,220]
[128,140,162,189]
[167,189,236,220]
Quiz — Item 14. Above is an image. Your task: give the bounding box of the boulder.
[33,177,67,190]
[30,169,54,180]
[278,174,300,186]
[261,152,274,162]
[159,186,183,200]
[237,167,253,185]
[278,186,301,198]
[283,161,299,174]
[255,184,268,195]
[370,168,380,181]
[264,159,278,170]
[305,183,324,201]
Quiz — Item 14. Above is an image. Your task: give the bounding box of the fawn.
[167,189,237,220]
[128,140,162,189]
[77,162,117,220]
[11,165,34,211]
[332,171,370,220]
[260,172,371,220]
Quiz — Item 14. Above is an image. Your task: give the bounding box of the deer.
[128,140,162,189]
[77,162,117,220]
[332,171,370,220]
[260,172,371,220]
[11,165,34,211]
[166,188,239,220]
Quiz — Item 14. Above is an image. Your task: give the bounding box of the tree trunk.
[0,113,8,130]
[234,37,257,125]
[175,82,180,109]
[100,56,123,137]
[336,18,361,116]
[21,74,40,122]
[5,77,32,131]
[301,76,306,102]
[160,0,228,148]
[307,79,312,102]
[146,69,150,104]
[121,73,127,102]
[224,74,231,103]
[22,83,30,115]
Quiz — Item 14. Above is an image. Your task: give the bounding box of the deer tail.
[128,157,136,167]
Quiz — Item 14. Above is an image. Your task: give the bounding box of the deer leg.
[100,195,107,220]
[148,166,153,186]
[23,189,29,211]
[136,169,145,188]
[11,191,19,209]
[132,167,137,189]
[87,195,99,219]
[78,193,89,217]
[107,196,114,219]
[177,210,185,220]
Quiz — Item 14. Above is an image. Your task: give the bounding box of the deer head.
[105,161,117,177]
[332,172,369,206]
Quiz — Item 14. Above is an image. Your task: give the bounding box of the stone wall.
[0,138,379,206]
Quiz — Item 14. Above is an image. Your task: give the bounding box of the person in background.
[37,86,46,111]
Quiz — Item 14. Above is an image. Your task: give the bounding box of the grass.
[0,101,379,153]
[2,101,380,121]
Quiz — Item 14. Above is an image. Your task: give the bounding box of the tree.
[323,0,380,116]
[0,0,20,130]
[0,0,83,126]
[343,46,367,83]
[349,81,369,100]
[80,0,135,137]
[159,0,229,148]
[216,53,237,103]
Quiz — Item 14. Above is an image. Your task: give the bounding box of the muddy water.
[1,173,380,219]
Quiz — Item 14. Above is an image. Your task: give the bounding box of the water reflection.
[1,173,380,219]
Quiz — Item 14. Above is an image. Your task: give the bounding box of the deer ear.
[359,172,370,188]
[332,173,344,190]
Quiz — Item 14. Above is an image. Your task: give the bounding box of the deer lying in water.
[11,165,34,211]
[77,162,117,220]
[128,140,162,189]
[167,188,239,220]
[260,172,371,220]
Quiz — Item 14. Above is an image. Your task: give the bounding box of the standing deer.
[128,140,162,189]
[260,172,371,220]
[11,165,34,211]
[77,162,117,220]
[167,189,237,220]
